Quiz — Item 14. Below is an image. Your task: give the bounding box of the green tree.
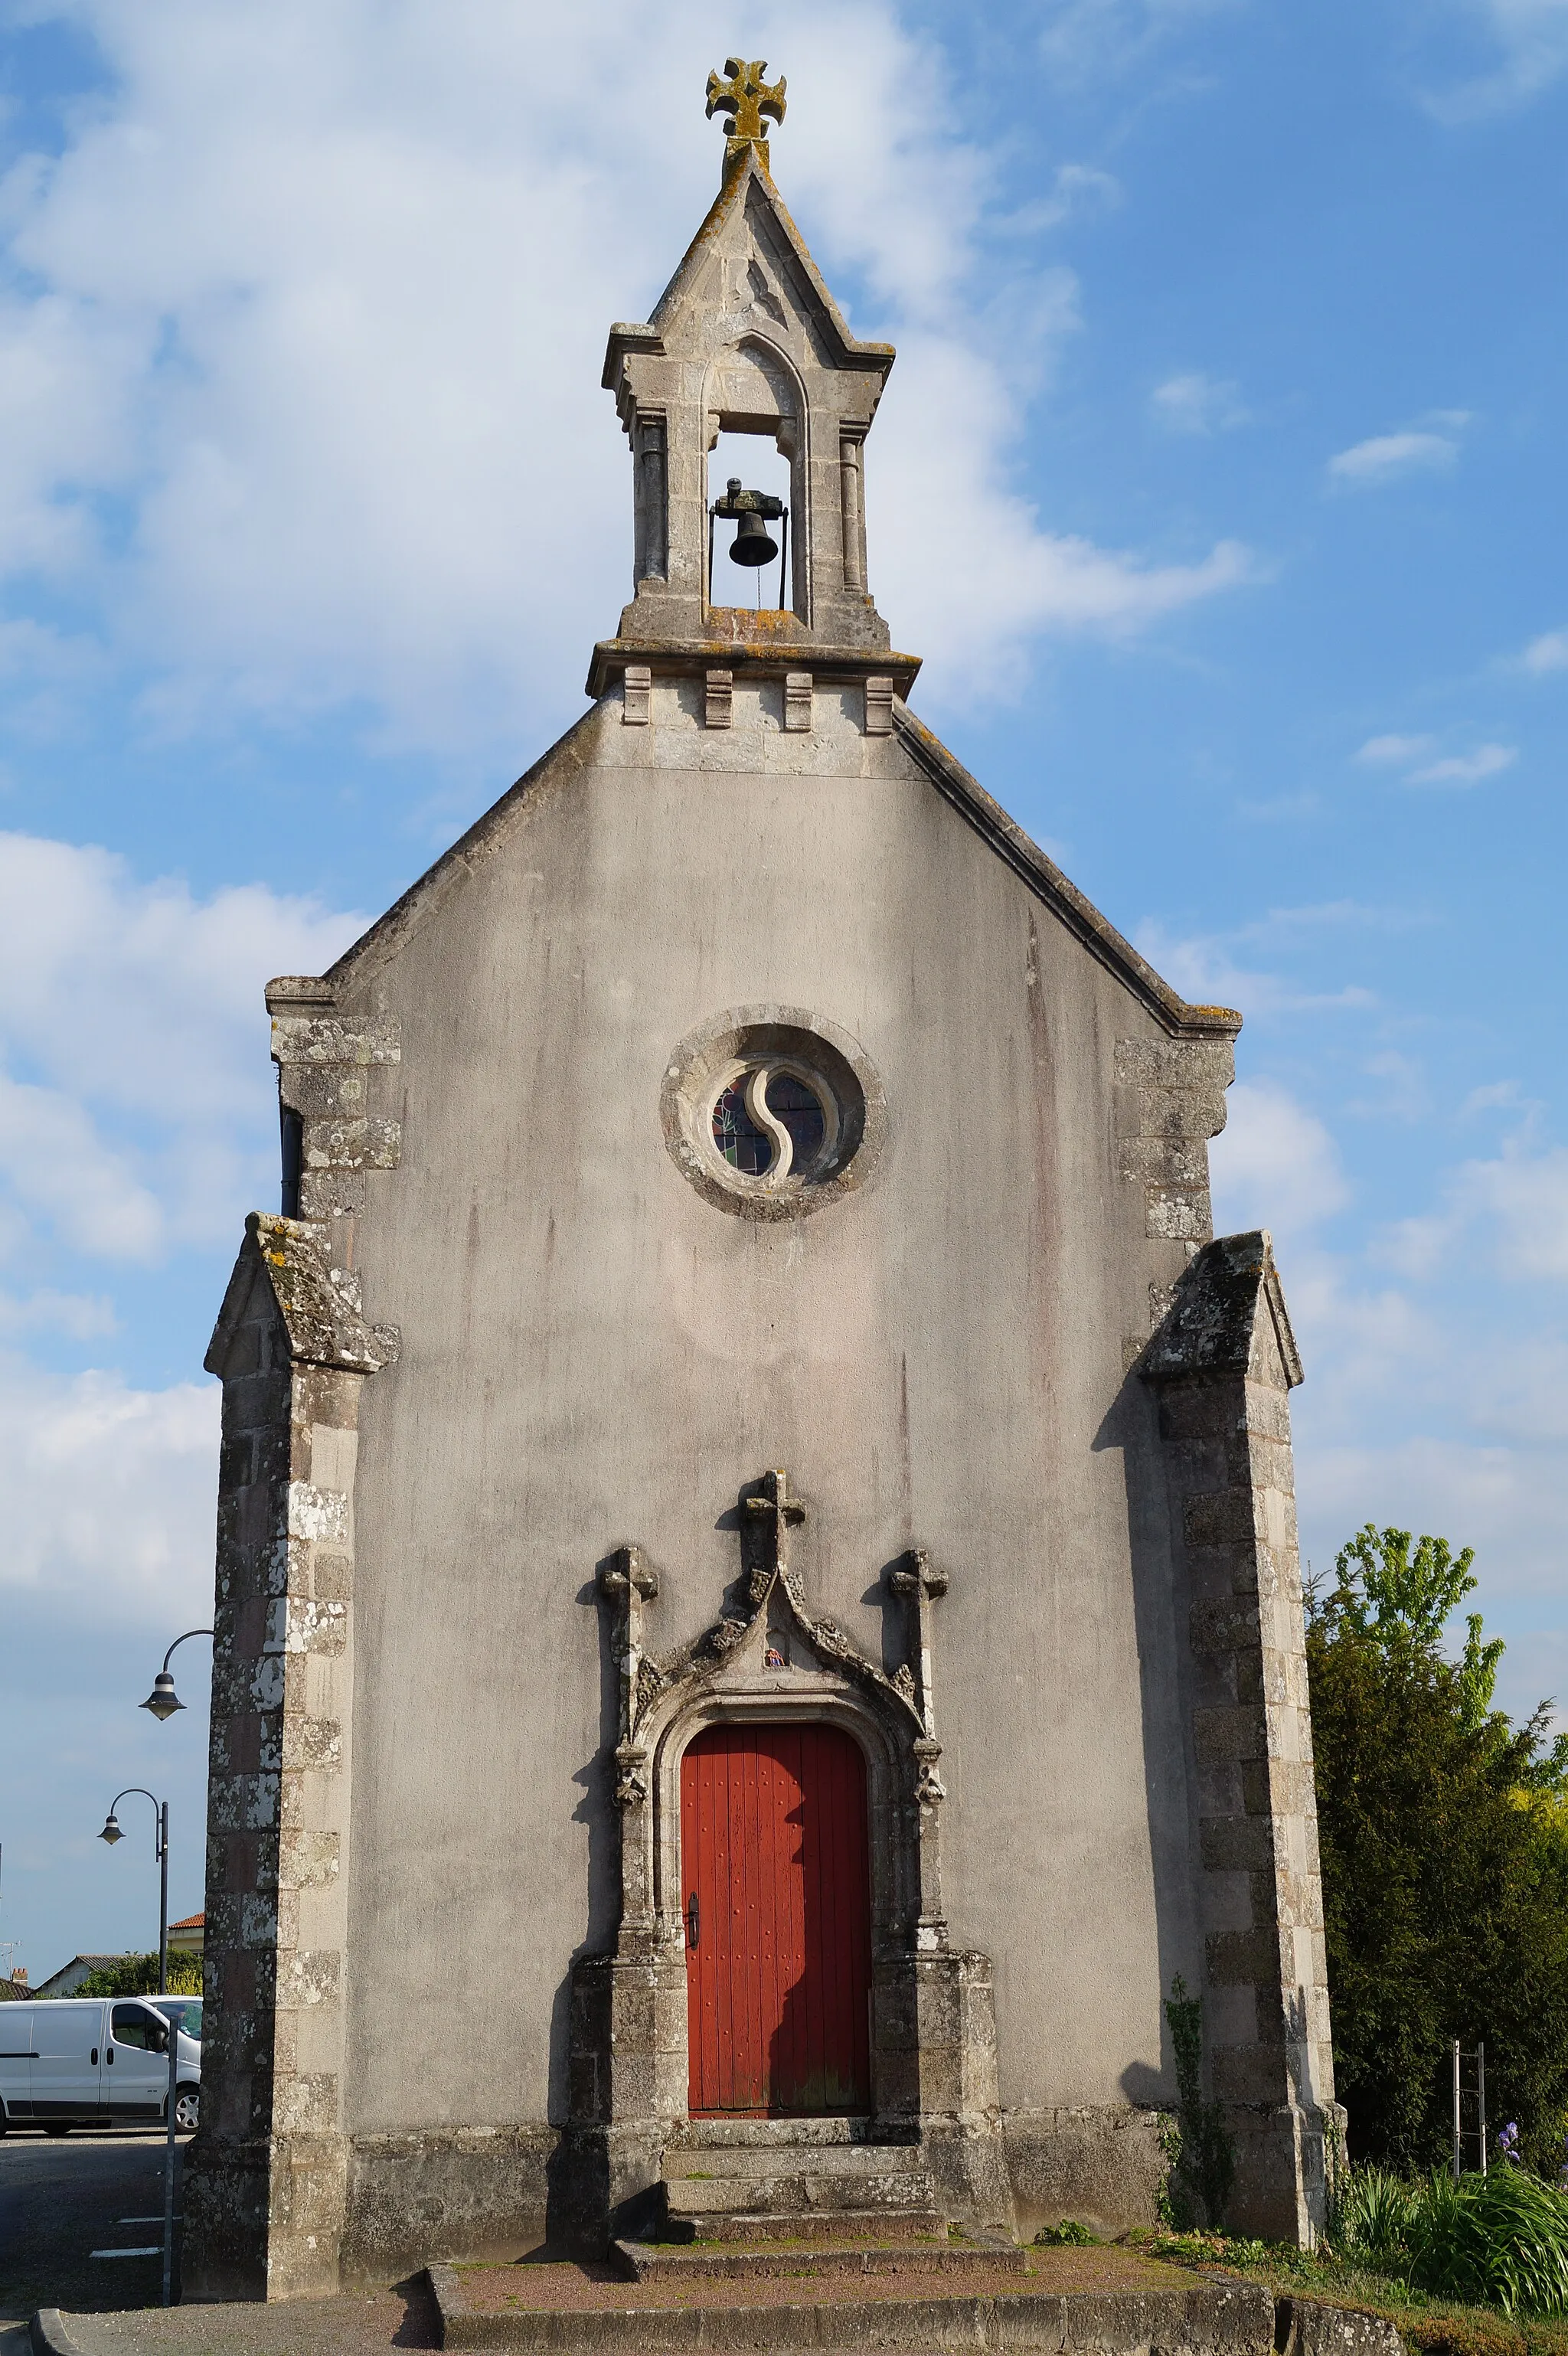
[67,1952,203,2000]
[1309,1528,1568,2174]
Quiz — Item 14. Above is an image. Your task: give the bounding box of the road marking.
[117,2216,181,2224]
[90,2247,161,2260]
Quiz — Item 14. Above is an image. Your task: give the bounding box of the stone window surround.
[661,1004,885,1221]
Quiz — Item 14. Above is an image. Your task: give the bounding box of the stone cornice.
[584,636,920,699]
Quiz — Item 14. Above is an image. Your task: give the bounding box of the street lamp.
[140,1626,214,1720]
[100,1787,170,1994]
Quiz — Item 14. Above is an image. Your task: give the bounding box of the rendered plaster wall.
[329,678,1221,2183]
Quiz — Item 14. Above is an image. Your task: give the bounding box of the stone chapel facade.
[184,69,1341,2301]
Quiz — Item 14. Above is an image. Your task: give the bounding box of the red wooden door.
[682,1723,871,2116]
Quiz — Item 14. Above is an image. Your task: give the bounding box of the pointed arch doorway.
[681,1721,872,2116]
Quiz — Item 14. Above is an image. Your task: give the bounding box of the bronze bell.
[730,505,779,567]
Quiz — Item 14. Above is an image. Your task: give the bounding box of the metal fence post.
[1478,2041,1487,2176]
[1452,2040,1462,2180]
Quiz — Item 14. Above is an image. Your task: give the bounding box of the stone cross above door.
[741,1466,806,1602]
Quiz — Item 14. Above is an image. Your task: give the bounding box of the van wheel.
[174,2087,200,2132]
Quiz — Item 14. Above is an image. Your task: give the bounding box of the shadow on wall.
[547,1562,628,2128]
[1094,1362,1200,2116]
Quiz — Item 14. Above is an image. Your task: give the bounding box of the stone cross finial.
[705,57,786,175]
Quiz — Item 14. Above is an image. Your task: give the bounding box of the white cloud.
[0,1289,116,1341]
[1424,0,1568,117]
[1327,429,1461,485]
[1409,743,1516,785]
[1520,626,1568,673]
[0,832,361,1263]
[1150,371,1249,435]
[1297,1431,1566,1613]
[1354,734,1516,786]
[1210,1079,1350,1244]
[0,1354,217,1617]
[1277,1136,1568,1699]
[871,328,1253,678]
[1003,163,1122,234]
[1035,0,1245,84]
[0,0,1252,749]
[1356,732,1437,765]
[1135,919,1375,1018]
[0,1073,162,1260]
[1383,1142,1568,1283]
[1455,1144,1568,1280]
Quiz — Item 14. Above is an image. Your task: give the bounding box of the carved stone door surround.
[556,1468,1014,2249]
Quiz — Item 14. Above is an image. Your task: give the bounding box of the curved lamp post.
[100,1787,170,1995]
[140,1627,214,1721]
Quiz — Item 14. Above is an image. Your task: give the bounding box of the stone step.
[668,2116,877,2148]
[662,2207,947,2246]
[668,2168,936,2216]
[612,2234,1027,2283]
[428,2259,1282,2353]
[665,2141,926,2181]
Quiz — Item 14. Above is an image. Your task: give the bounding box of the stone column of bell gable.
[1142,1231,1341,2246]
[184,1214,389,2301]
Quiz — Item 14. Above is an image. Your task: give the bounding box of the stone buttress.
[1142,1233,1344,2240]
[183,1187,392,2294]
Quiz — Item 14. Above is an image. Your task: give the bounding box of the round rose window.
[661,1010,886,1220]
[711,1066,828,1178]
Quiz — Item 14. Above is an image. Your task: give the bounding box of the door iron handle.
[687,1893,700,1950]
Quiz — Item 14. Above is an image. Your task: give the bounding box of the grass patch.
[1139,2228,1568,2356]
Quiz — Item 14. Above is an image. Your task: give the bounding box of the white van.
[0,1998,201,2133]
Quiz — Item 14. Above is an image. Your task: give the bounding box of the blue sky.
[1,0,1565,1982]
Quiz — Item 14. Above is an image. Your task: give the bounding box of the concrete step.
[668,2168,936,2216]
[612,2233,1027,2283]
[662,2206,947,2246]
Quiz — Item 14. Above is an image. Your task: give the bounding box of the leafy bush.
[69,1952,203,2000]
[1152,2229,1269,2266]
[1406,2168,1568,2318]
[1332,2162,1568,2318]
[1337,2162,1419,2267]
[1036,2219,1099,2245]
